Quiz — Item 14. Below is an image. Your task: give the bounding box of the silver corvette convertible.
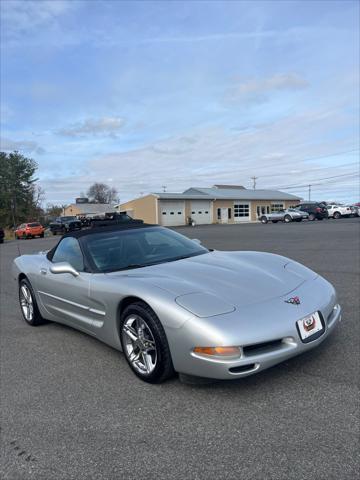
[12,224,341,383]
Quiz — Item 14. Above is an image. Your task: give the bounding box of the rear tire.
[284,215,292,223]
[333,212,341,219]
[120,301,174,383]
[19,278,46,326]
[260,216,268,224]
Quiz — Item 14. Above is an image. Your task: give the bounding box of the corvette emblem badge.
[285,296,301,305]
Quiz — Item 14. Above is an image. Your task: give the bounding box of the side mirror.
[192,238,202,245]
[50,262,79,277]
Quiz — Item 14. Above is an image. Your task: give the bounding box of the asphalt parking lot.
[1,218,359,480]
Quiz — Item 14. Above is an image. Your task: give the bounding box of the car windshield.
[60,216,76,221]
[82,226,209,273]
[28,222,40,227]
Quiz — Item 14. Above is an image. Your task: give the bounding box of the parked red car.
[15,222,45,239]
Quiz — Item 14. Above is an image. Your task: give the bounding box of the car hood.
[109,251,318,309]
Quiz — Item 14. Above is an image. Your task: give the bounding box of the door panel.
[220,208,228,223]
[36,259,103,334]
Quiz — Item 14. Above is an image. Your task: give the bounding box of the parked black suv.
[49,216,82,235]
[0,227,4,244]
[296,202,328,221]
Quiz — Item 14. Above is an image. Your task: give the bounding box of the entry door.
[256,205,270,218]
[220,208,228,223]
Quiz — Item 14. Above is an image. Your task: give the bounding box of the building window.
[198,211,202,214]
[205,211,209,214]
[271,203,284,212]
[170,212,174,215]
[217,208,221,220]
[234,204,249,217]
[178,212,182,214]
[191,211,195,214]
[228,208,232,219]
[162,212,167,215]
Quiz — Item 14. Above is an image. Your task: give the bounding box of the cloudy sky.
[1,0,359,205]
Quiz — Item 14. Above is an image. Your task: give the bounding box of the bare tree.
[33,185,46,209]
[86,183,118,203]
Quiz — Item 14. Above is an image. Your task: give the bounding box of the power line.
[278,178,358,190]
[268,172,359,190]
[256,161,359,180]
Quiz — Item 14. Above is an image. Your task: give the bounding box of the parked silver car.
[259,208,309,224]
[12,224,340,383]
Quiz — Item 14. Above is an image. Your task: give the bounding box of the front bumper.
[167,277,341,380]
[188,304,340,379]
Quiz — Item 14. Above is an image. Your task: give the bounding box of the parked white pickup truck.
[326,204,352,219]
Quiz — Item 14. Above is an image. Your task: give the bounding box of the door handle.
[40,268,47,275]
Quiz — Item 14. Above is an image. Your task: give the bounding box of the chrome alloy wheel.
[20,284,34,321]
[122,315,157,375]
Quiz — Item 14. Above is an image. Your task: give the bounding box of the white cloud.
[57,117,126,138]
[40,103,359,204]
[225,73,308,105]
[0,137,45,154]
[1,0,73,33]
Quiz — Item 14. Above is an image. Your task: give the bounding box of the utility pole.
[308,184,311,201]
[162,185,167,193]
[251,176,258,189]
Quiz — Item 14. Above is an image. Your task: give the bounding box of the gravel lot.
[1,218,359,480]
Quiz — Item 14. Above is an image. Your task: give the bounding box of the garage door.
[160,201,185,226]
[234,203,250,222]
[190,201,212,225]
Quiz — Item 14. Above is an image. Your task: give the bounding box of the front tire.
[120,301,174,383]
[19,278,46,326]
[333,212,341,219]
[284,215,292,223]
[260,216,268,224]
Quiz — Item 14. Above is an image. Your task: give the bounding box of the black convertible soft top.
[62,222,156,239]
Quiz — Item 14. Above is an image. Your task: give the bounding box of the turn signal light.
[193,346,240,357]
